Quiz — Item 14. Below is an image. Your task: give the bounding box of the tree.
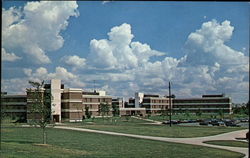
[196,108,202,118]
[184,109,190,118]
[27,81,53,144]
[112,103,120,117]
[99,102,110,118]
[218,109,224,119]
[85,106,92,119]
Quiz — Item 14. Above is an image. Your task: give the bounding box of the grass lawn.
[203,140,249,148]
[61,117,246,138]
[1,127,245,158]
[147,114,249,122]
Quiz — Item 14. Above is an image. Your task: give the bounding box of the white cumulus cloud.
[2,1,79,64]
[88,23,165,70]
[2,48,22,62]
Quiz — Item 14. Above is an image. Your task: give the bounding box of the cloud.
[2,1,79,64]
[2,18,248,103]
[61,55,86,70]
[23,66,85,88]
[102,1,111,5]
[185,19,247,66]
[85,20,248,103]
[2,48,22,62]
[88,23,165,70]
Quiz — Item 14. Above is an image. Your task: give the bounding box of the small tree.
[112,103,120,117]
[99,102,110,119]
[218,109,224,119]
[85,106,92,119]
[184,109,190,119]
[27,81,53,144]
[196,108,202,118]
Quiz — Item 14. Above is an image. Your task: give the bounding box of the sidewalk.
[55,126,248,158]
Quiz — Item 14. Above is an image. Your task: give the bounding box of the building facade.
[173,94,232,114]
[1,80,233,123]
[1,93,27,120]
[27,79,112,122]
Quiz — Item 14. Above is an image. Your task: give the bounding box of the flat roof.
[2,95,27,98]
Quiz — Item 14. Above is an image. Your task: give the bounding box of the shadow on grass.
[3,140,36,144]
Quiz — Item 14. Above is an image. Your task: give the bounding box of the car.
[199,122,209,126]
[225,121,240,127]
[162,120,179,125]
[188,120,196,123]
[179,120,188,123]
[240,118,249,122]
[217,121,225,126]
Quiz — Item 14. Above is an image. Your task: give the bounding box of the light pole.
[169,82,172,127]
[168,82,175,127]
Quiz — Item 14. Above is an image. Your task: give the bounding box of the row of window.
[143,99,169,103]
[2,98,27,102]
[82,98,112,103]
[174,105,229,108]
[173,99,230,103]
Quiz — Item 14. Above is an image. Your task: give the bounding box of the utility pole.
[169,81,172,127]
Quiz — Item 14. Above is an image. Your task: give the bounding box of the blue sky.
[2,1,249,103]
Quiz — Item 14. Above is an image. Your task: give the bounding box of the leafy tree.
[218,109,224,119]
[99,102,110,118]
[112,103,120,117]
[27,80,53,144]
[196,108,202,117]
[184,109,190,118]
[85,106,92,119]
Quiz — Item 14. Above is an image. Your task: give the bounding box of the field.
[203,140,249,148]
[147,113,249,122]
[1,127,245,158]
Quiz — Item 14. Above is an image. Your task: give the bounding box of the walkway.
[54,126,248,158]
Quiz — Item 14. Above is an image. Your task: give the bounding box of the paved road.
[55,126,249,158]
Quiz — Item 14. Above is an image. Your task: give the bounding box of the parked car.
[224,121,240,127]
[199,121,209,126]
[179,120,188,123]
[196,119,203,123]
[217,121,226,126]
[240,118,249,122]
[188,120,196,123]
[162,120,179,125]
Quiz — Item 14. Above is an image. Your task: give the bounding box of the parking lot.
[162,118,249,127]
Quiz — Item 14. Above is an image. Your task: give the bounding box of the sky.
[2,1,249,103]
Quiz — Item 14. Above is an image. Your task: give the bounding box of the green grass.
[203,140,249,148]
[61,117,246,138]
[1,127,245,158]
[147,114,249,122]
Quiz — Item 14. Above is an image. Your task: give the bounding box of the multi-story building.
[1,93,27,120]
[2,79,233,123]
[82,90,112,117]
[26,79,112,122]
[61,88,83,122]
[112,98,124,109]
[26,79,64,123]
[141,94,170,114]
[173,94,232,114]
[124,93,169,115]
